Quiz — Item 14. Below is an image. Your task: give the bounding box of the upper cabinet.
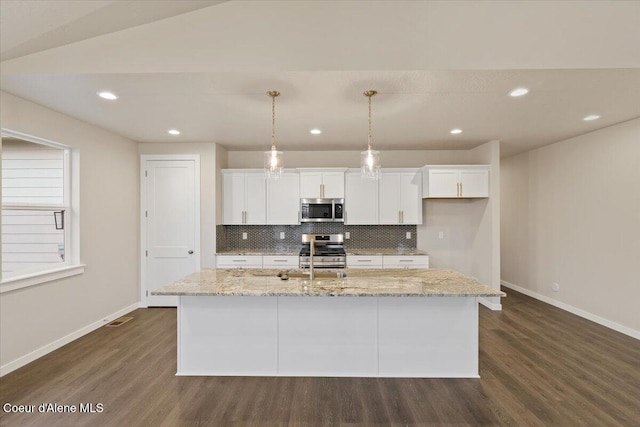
[222,170,266,225]
[299,169,346,199]
[379,170,422,225]
[267,171,300,224]
[344,170,379,225]
[422,165,490,198]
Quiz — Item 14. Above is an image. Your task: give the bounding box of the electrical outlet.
[438,231,444,239]
[345,232,350,239]
[242,232,248,240]
[280,232,285,240]
[406,232,411,239]
[552,282,560,292]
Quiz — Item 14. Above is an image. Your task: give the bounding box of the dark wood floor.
[1,289,639,426]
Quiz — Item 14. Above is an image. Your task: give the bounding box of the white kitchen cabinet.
[222,170,266,225]
[382,255,429,269]
[344,170,378,224]
[216,255,263,268]
[299,169,346,198]
[347,255,383,269]
[267,171,300,224]
[422,165,489,198]
[379,170,422,225]
[262,255,299,268]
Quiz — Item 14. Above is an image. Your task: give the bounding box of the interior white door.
[145,159,199,306]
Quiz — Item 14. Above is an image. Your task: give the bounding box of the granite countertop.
[152,268,505,298]
[346,248,428,256]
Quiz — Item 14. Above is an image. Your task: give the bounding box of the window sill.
[0,264,86,294]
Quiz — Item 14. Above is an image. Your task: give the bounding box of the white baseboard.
[479,297,502,311]
[501,280,639,340]
[0,302,141,377]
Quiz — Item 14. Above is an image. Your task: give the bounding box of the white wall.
[501,119,640,336]
[0,91,139,372]
[416,141,501,309]
[138,142,220,267]
[227,150,471,169]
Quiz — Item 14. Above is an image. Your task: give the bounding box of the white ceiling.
[1,1,639,158]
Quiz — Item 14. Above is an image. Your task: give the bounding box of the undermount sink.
[277,271,345,279]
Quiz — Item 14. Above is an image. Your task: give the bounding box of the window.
[1,130,82,291]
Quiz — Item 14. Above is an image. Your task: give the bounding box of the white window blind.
[2,136,70,279]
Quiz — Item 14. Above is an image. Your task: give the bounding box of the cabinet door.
[262,255,299,268]
[400,172,422,224]
[460,170,489,198]
[427,169,459,198]
[216,255,263,268]
[300,172,322,198]
[223,173,246,224]
[379,172,401,224]
[346,255,383,269]
[382,255,429,269]
[322,172,345,198]
[345,172,378,224]
[245,173,266,224]
[267,172,300,224]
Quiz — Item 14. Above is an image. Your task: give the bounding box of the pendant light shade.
[361,90,381,179]
[264,90,283,179]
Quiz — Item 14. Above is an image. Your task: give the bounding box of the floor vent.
[105,316,133,327]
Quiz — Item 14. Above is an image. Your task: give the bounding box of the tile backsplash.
[217,224,417,251]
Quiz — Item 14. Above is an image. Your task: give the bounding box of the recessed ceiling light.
[168,129,181,135]
[583,114,601,121]
[97,91,118,100]
[450,128,463,135]
[309,129,322,135]
[509,88,529,97]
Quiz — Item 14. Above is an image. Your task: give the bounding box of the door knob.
[188,250,194,254]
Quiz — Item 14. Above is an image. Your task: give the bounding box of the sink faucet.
[308,235,315,280]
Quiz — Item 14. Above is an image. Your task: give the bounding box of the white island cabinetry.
[154,268,505,378]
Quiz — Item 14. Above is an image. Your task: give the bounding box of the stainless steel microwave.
[300,198,344,222]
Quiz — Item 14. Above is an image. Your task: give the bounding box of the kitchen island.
[153,268,505,378]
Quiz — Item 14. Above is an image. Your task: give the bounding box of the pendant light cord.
[367,93,372,151]
[364,90,377,151]
[271,93,276,151]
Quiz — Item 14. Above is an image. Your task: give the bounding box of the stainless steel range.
[299,234,346,269]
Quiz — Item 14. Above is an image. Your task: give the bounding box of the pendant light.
[264,90,283,179]
[361,90,381,179]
